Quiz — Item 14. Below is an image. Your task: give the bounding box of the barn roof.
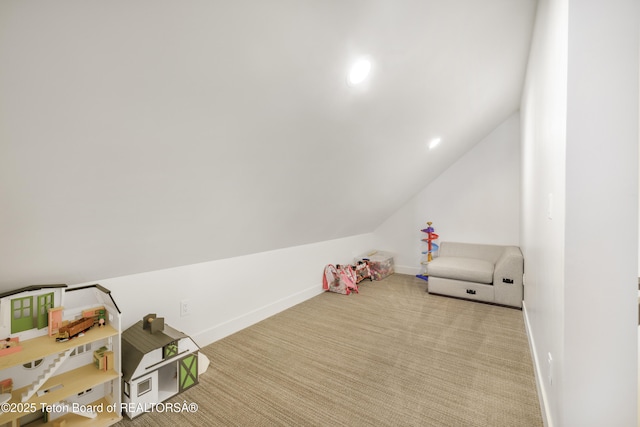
[121,319,192,381]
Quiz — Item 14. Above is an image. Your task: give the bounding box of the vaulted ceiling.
[0,0,537,289]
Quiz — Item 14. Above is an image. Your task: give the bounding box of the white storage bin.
[355,250,395,280]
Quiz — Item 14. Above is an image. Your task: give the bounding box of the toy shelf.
[0,325,118,371]
[0,364,120,425]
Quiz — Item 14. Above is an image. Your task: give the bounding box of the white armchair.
[426,242,524,308]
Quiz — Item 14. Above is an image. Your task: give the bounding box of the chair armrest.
[493,246,524,286]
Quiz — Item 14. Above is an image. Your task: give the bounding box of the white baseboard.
[192,264,420,347]
[395,264,421,276]
[192,284,324,347]
[523,301,552,427]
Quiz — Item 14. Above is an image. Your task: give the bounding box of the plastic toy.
[54,306,107,342]
[354,251,395,280]
[55,316,94,342]
[417,221,439,281]
[353,260,373,283]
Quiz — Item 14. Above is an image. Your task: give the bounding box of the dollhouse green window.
[11,296,33,333]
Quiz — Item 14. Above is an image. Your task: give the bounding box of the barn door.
[178,353,198,392]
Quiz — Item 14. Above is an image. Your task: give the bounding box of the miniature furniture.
[0,378,12,394]
[122,314,200,419]
[93,346,114,371]
[48,306,64,337]
[0,338,21,357]
[0,284,122,427]
[426,242,524,308]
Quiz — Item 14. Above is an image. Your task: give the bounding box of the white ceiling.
[0,0,537,289]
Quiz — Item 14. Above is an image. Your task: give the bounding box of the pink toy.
[323,264,359,295]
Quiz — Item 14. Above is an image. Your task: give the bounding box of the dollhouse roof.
[0,284,66,299]
[121,320,192,381]
[65,284,121,314]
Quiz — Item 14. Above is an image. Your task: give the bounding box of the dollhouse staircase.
[21,348,73,402]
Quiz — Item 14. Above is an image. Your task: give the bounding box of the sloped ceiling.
[0,0,537,289]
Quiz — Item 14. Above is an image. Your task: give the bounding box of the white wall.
[520,0,568,424]
[563,0,638,425]
[372,112,521,274]
[0,1,536,291]
[72,233,373,346]
[521,0,638,425]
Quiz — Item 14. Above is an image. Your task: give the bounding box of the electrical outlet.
[180,299,191,317]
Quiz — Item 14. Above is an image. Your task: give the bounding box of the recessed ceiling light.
[348,58,372,86]
[429,138,442,150]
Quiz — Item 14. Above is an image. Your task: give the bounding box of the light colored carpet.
[115,274,542,426]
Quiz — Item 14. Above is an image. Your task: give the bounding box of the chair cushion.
[427,257,494,284]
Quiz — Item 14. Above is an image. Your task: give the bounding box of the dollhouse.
[121,314,199,419]
[0,284,122,426]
